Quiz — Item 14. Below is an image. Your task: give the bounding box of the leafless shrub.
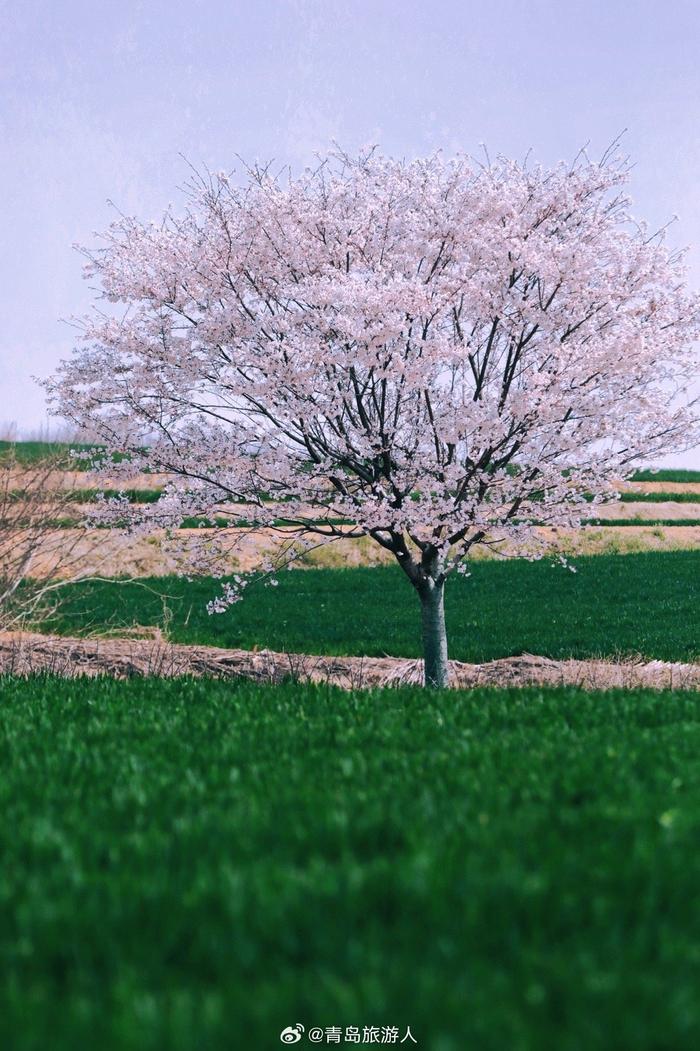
[0,450,101,630]
[342,657,371,690]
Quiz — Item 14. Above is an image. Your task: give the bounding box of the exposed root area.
[1,632,699,691]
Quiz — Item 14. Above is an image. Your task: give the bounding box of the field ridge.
[3,630,700,691]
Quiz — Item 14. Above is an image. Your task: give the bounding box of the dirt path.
[1,631,698,691]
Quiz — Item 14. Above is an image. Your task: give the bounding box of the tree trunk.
[418,579,449,688]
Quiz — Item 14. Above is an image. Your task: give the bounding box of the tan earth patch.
[21,526,394,578]
[540,524,700,556]
[620,481,700,495]
[15,522,700,580]
[591,502,700,520]
[5,468,172,491]
[7,464,700,498]
[60,499,700,522]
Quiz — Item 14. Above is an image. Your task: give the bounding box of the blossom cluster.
[47,146,700,604]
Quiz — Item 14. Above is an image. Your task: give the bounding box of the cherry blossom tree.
[48,147,699,686]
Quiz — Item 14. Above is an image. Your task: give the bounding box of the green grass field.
[44,551,700,663]
[620,491,700,502]
[0,441,138,468]
[630,468,700,483]
[1,676,700,1051]
[0,440,102,465]
[584,518,700,526]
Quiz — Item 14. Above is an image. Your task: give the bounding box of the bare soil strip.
[586,502,700,520]
[8,467,700,497]
[1,631,698,691]
[621,481,700,494]
[17,523,700,580]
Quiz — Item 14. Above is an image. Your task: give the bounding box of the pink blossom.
[46,146,700,686]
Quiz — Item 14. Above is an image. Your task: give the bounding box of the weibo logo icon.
[280,1023,305,1043]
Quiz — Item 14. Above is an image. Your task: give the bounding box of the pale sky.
[2,0,699,464]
